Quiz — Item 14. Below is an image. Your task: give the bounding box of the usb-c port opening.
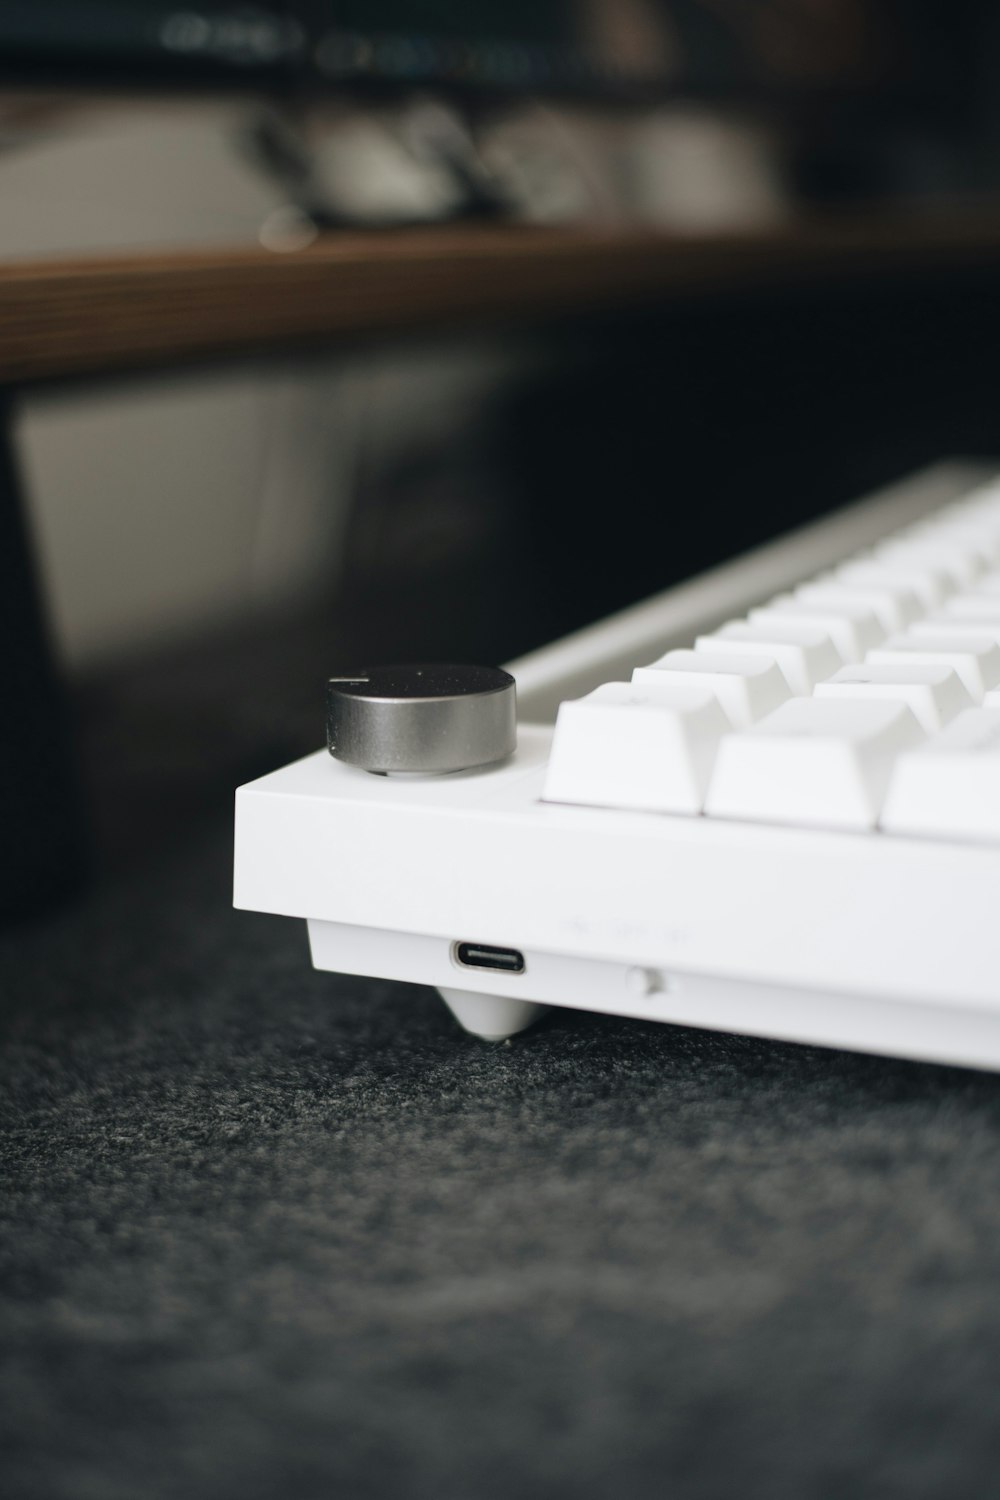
[453,942,525,974]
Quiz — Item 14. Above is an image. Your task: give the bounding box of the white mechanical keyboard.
[234,462,1000,1071]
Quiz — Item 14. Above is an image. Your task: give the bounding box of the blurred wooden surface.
[4,214,1000,384]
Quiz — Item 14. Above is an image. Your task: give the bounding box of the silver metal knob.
[326,664,516,775]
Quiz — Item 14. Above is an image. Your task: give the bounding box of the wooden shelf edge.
[3,215,1000,385]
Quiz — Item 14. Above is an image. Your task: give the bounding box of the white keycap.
[956,570,1000,598]
[815,663,974,732]
[911,510,1000,552]
[749,596,884,663]
[910,612,1000,647]
[874,538,984,589]
[867,632,1000,699]
[882,708,1000,842]
[902,521,1000,568]
[948,482,1000,519]
[542,681,728,814]
[837,558,952,610]
[705,698,924,831]
[631,650,789,729]
[796,578,922,633]
[698,621,841,695]
[943,594,1000,623]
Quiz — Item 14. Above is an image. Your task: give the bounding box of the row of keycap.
[542,480,1000,840]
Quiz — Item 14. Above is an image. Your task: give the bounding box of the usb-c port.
[454,942,525,974]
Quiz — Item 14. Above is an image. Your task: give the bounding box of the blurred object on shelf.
[0,101,285,260]
[0,0,998,258]
[477,103,787,228]
[0,95,789,259]
[267,105,466,229]
[629,108,788,228]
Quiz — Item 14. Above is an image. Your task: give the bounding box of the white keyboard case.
[234,462,1000,1071]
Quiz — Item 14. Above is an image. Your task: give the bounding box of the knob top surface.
[327,663,516,774]
[329,663,512,702]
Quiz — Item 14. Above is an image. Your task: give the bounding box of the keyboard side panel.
[234,741,1000,1013]
[304,917,1000,1072]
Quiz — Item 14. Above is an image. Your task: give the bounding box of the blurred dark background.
[4,1,1000,897]
[7,10,1000,1500]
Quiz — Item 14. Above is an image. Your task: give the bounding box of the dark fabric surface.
[3,821,1000,1500]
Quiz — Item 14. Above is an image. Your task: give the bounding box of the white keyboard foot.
[437,988,547,1042]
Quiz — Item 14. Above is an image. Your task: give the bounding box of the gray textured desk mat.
[3,824,1000,1500]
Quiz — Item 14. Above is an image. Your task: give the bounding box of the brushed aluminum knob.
[326,664,516,774]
